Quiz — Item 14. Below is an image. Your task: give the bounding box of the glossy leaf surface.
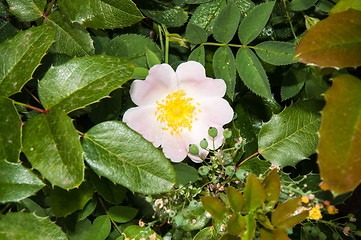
[0,160,44,203]
[6,0,45,22]
[238,1,275,45]
[87,215,111,240]
[295,9,361,68]
[0,97,21,163]
[243,174,266,211]
[213,46,236,100]
[58,0,143,29]
[22,108,84,189]
[82,121,176,194]
[173,162,200,187]
[259,100,322,167]
[318,74,361,195]
[44,10,95,57]
[108,206,138,223]
[255,41,296,66]
[259,228,290,240]
[0,212,67,239]
[236,47,272,99]
[38,55,133,113]
[289,0,317,11]
[0,26,54,97]
[200,195,227,220]
[227,214,246,235]
[330,0,361,14]
[262,169,280,208]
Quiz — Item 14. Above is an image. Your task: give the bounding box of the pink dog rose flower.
[123,61,233,163]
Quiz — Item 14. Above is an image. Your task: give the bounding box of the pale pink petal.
[123,106,163,148]
[176,61,226,98]
[161,134,189,162]
[196,98,234,126]
[130,64,178,106]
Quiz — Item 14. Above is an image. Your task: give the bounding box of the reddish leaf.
[262,169,280,209]
[295,9,361,68]
[271,198,308,229]
[227,213,246,235]
[317,74,361,195]
[200,196,227,220]
[243,174,267,211]
[226,186,245,213]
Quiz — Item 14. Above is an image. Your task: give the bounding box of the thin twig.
[43,0,56,18]
[98,196,124,236]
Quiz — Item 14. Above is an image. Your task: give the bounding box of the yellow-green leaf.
[200,196,227,220]
[331,0,361,14]
[271,197,308,229]
[226,186,244,213]
[243,174,266,212]
[295,9,361,68]
[262,169,280,209]
[317,74,361,195]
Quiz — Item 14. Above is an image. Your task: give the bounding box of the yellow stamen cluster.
[155,89,200,135]
[309,206,322,220]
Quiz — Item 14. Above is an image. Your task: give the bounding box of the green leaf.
[0,97,21,162]
[213,46,236,100]
[67,219,92,240]
[189,0,226,34]
[49,181,94,217]
[227,213,246,235]
[146,48,161,68]
[20,198,47,217]
[44,10,95,57]
[173,162,200,187]
[212,0,240,43]
[262,169,280,209]
[108,206,138,223]
[141,7,188,27]
[186,23,207,44]
[226,186,245,213]
[58,0,143,29]
[239,157,270,176]
[123,225,162,240]
[243,214,256,240]
[6,0,46,22]
[295,9,361,68]
[87,215,111,240]
[188,45,205,66]
[281,64,307,101]
[331,0,361,14]
[82,121,176,195]
[132,67,149,79]
[234,0,255,17]
[243,174,266,212]
[104,34,162,68]
[87,170,127,205]
[193,227,220,240]
[0,160,44,203]
[259,228,290,240]
[238,1,275,45]
[236,47,272,99]
[258,100,322,168]
[255,41,297,66]
[271,197,308,229]
[181,203,211,231]
[318,74,361,195]
[0,26,54,97]
[0,212,67,239]
[38,55,133,113]
[289,0,318,11]
[200,195,227,220]
[78,198,97,221]
[22,108,84,189]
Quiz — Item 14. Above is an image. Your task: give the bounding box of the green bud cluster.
[208,127,218,138]
[189,144,199,155]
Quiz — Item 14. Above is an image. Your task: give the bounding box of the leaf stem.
[201,42,245,48]
[43,0,56,18]
[282,0,299,42]
[237,150,260,167]
[13,100,47,114]
[161,24,170,63]
[97,195,124,236]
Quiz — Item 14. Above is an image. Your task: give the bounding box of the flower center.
[155,89,200,135]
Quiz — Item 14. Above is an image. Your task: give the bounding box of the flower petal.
[176,61,226,98]
[197,98,234,126]
[130,64,178,106]
[123,106,163,148]
[161,134,189,162]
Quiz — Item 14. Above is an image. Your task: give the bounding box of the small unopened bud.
[208,127,218,138]
[225,166,235,176]
[200,138,208,149]
[223,128,232,138]
[189,144,199,155]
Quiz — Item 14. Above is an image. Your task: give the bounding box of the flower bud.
[236,169,247,180]
[189,200,199,209]
[235,142,242,150]
[200,138,208,149]
[208,127,218,138]
[189,144,199,155]
[169,210,177,218]
[223,128,232,138]
[225,166,235,176]
[173,215,184,227]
